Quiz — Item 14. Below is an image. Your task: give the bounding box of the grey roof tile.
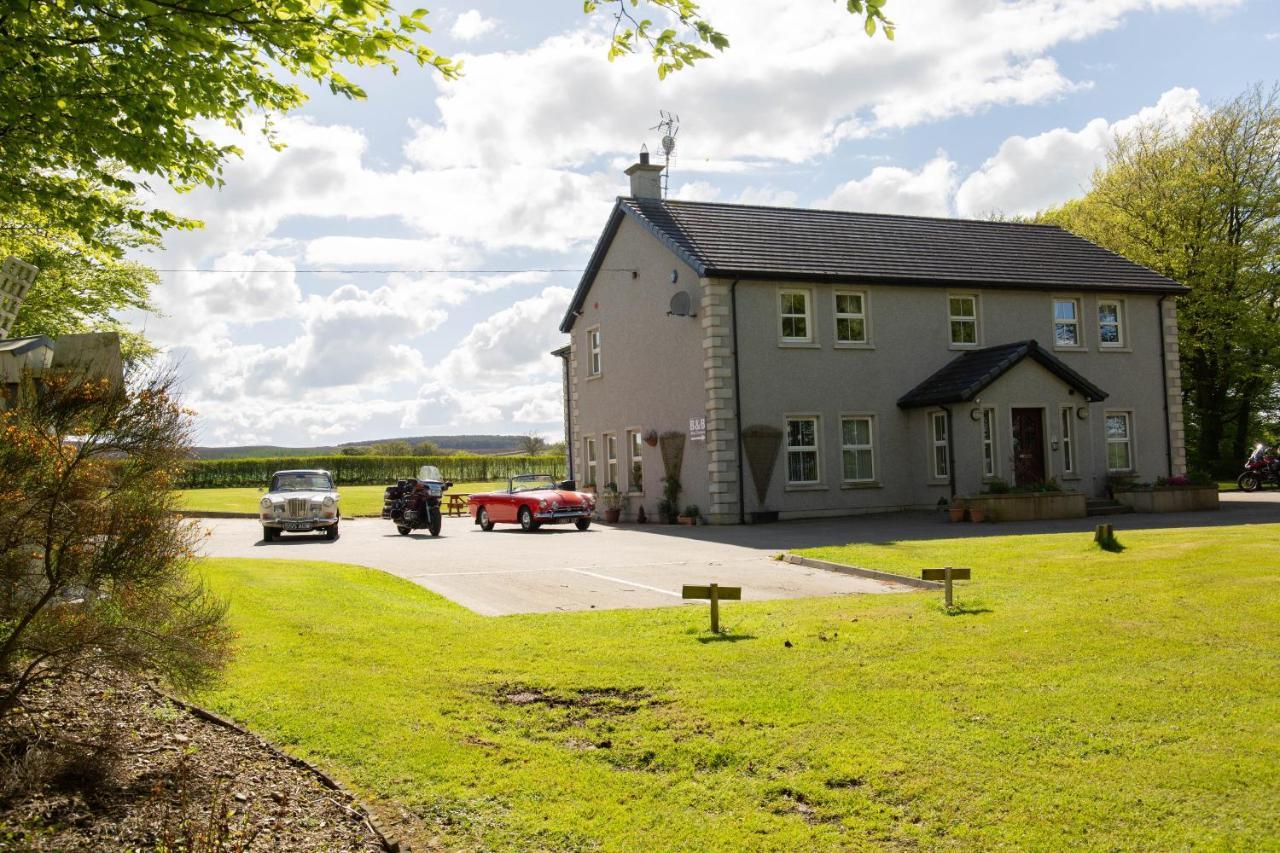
[897,340,1108,408]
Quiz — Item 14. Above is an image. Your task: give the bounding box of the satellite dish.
[668,291,695,318]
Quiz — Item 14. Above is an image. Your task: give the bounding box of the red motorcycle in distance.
[1237,443,1280,491]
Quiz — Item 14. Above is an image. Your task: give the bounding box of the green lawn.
[176,482,504,516]
[197,524,1280,849]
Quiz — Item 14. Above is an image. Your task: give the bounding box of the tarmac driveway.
[198,517,914,616]
[197,492,1280,616]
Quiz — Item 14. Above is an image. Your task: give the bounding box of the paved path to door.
[198,492,1280,616]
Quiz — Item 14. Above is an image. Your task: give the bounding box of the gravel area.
[0,674,388,851]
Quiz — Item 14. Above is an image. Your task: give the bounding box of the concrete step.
[1086,499,1134,516]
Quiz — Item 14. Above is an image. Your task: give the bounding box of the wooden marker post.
[682,583,742,633]
[921,566,971,608]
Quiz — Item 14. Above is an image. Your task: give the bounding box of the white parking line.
[566,569,682,598]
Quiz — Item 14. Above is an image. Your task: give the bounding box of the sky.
[128,0,1280,448]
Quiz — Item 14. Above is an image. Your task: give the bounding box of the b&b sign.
[689,416,706,442]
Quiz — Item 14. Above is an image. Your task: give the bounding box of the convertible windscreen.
[271,473,334,492]
[511,475,558,493]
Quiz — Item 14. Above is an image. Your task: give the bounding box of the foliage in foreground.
[199,525,1279,849]
[0,369,230,720]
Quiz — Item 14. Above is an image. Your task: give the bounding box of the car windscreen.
[510,475,556,492]
[271,473,334,492]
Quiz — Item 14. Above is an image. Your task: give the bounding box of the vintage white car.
[259,469,340,541]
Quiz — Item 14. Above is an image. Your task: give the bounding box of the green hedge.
[180,455,567,489]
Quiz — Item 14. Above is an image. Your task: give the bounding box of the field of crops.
[179,455,567,489]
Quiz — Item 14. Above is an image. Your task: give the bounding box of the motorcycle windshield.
[1249,445,1266,463]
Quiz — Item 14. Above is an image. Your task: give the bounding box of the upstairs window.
[779,289,812,343]
[786,416,820,484]
[834,291,868,345]
[1054,298,1081,348]
[586,328,602,376]
[1099,300,1125,348]
[948,295,978,346]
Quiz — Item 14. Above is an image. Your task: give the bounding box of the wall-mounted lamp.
[969,407,983,421]
[1076,406,1089,420]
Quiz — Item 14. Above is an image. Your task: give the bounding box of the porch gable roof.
[896,340,1108,409]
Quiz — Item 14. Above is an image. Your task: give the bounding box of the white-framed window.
[840,416,875,483]
[586,327,602,376]
[833,290,868,345]
[1105,412,1133,472]
[1053,298,1081,348]
[583,437,598,486]
[778,289,813,343]
[627,430,643,492]
[931,411,950,478]
[1098,299,1125,348]
[785,416,820,484]
[981,407,997,478]
[1060,407,1075,474]
[604,433,618,489]
[948,294,978,346]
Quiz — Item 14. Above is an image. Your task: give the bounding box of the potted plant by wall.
[602,483,622,523]
[948,500,967,522]
[660,475,682,524]
[678,504,700,525]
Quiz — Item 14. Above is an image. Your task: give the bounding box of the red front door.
[1011,408,1046,486]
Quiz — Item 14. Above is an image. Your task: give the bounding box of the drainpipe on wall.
[1157,294,1173,478]
[558,348,574,481]
[943,405,957,499]
[730,279,746,524]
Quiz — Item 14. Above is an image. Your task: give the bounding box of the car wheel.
[397,526,411,536]
[478,507,495,532]
[1239,473,1261,492]
[263,526,277,542]
[518,506,537,532]
[575,518,591,531]
[325,522,340,541]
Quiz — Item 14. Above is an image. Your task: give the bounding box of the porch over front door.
[1012,408,1046,486]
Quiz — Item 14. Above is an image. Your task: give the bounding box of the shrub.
[178,454,566,488]
[0,367,231,721]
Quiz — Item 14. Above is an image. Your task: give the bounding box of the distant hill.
[192,435,528,460]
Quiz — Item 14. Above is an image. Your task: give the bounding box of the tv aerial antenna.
[651,111,679,198]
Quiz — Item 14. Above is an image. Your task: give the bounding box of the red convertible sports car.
[468,474,595,532]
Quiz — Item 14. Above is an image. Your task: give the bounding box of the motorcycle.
[1237,443,1280,492]
[382,465,453,537]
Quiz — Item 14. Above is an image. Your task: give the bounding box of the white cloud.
[817,155,958,217]
[451,9,498,41]
[954,86,1202,218]
[435,285,573,389]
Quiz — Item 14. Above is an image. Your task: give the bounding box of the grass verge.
[198,524,1280,849]
[176,482,504,516]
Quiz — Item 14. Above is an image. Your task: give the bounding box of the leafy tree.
[517,433,548,456]
[413,439,442,456]
[0,367,231,720]
[1042,84,1280,472]
[2,197,158,364]
[340,445,373,456]
[371,439,414,456]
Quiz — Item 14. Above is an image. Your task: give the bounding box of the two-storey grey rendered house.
[557,155,1189,525]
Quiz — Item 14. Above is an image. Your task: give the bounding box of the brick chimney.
[625,145,665,199]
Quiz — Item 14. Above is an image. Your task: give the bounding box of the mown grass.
[198,524,1280,850]
[176,482,504,516]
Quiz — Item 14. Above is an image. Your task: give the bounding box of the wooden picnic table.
[444,493,469,517]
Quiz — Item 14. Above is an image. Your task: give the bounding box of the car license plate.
[283,522,309,530]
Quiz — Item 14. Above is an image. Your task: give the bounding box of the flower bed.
[1112,486,1219,513]
[958,491,1087,522]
